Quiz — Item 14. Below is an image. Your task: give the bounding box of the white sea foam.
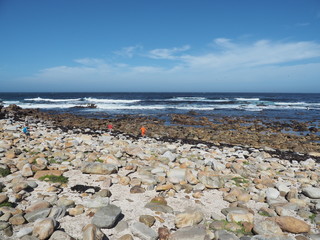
[84,97,140,104]
[18,103,79,109]
[90,104,215,111]
[175,106,215,111]
[3,97,318,112]
[96,104,167,110]
[211,99,232,102]
[25,97,82,102]
[168,97,208,101]
[168,97,231,103]
[274,102,307,106]
[3,101,21,105]
[241,104,263,111]
[235,98,260,101]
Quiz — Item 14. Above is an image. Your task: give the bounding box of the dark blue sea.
[0,92,319,124]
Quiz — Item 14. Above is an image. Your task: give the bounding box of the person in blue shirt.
[22,124,30,139]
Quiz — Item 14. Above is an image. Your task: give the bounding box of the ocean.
[0,92,319,123]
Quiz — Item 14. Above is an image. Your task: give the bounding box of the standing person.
[140,126,146,137]
[22,123,30,140]
[107,124,113,133]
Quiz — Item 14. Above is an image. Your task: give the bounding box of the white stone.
[266,187,280,199]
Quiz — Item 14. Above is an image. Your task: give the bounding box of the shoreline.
[0,105,320,239]
[1,104,319,160]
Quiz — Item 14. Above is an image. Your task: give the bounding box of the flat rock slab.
[130,222,158,240]
[24,208,51,223]
[82,162,118,175]
[169,226,207,240]
[302,187,320,199]
[144,202,174,214]
[34,170,63,179]
[92,204,122,228]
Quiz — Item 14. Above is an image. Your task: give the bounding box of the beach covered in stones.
[0,107,320,240]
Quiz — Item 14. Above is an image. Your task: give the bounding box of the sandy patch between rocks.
[56,170,229,239]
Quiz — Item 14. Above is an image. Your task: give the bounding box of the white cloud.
[130,66,163,73]
[180,39,320,71]
[74,58,106,66]
[114,45,142,58]
[295,22,310,27]
[148,45,190,59]
[213,38,236,49]
[22,39,320,91]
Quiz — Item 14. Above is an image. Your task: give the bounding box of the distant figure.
[140,126,146,137]
[22,124,30,139]
[107,124,113,132]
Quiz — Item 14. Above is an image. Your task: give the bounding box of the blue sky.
[0,0,320,92]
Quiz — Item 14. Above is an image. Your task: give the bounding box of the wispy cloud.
[114,45,142,58]
[180,39,320,71]
[22,38,320,91]
[148,45,190,60]
[295,22,310,27]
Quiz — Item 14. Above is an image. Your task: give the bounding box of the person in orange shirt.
[140,126,146,137]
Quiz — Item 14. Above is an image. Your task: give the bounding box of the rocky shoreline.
[0,105,320,240]
[1,104,320,158]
